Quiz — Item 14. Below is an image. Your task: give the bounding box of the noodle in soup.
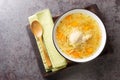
[56,13,101,59]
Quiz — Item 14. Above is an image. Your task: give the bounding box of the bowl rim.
[52,9,107,63]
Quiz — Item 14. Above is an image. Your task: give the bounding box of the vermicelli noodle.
[56,13,101,59]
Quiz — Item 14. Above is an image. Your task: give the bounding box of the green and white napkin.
[28,9,67,72]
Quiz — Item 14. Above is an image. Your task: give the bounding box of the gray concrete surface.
[0,0,120,80]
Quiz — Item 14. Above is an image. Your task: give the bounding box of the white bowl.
[53,9,107,62]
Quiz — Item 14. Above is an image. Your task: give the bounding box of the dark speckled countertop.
[0,0,120,80]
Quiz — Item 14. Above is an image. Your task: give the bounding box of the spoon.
[30,20,52,68]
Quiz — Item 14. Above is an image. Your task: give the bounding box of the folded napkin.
[28,9,67,72]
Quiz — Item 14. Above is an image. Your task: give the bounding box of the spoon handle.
[38,37,52,68]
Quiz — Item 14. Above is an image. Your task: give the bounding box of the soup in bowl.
[53,9,106,62]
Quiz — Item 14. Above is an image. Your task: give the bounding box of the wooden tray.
[26,4,111,80]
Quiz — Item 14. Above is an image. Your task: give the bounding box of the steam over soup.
[56,13,101,59]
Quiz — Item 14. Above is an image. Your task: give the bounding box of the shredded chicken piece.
[69,29,83,45]
[69,29,92,47]
[82,34,92,43]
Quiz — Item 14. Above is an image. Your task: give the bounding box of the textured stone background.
[0,0,120,80]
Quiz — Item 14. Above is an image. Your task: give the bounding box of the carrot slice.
[66,15,72,20]
[57,31,66,42]
[70,51,80,58]
[86,47,93,54]
[71,22,78,26]
[83,26,90,31]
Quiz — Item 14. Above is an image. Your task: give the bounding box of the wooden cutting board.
[27,4,107,79]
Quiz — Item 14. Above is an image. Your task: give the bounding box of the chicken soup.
[56,13,101,59]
